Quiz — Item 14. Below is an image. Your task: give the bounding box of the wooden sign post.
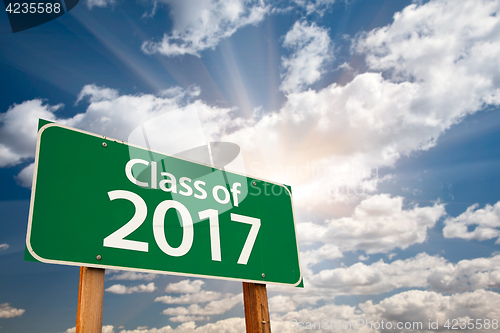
[243,282,271,333]
[76,267,105,333]
[74,271,271,333]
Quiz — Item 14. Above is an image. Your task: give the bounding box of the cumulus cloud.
[0,99,60,167]
[105,282,156,294]
[299,244,343,277]
[169,315,209,323]
[156,280,237,321]
[15,162,34,188]
[118,318,245,333]
[3,0,500,210]
[165,280,205,294]
[161,293,243,320]
[300,253,500,299]
[0,243,9,251]
[427,255,500,293]
[292,0,336,15]
[272,289,500,333]
[271,302,369,333]
[0,84,233,187]
[141,0,268,57]
[75,84,119,104]
[117,322,196,333]
[308,253,445,296]
[269,295,297,313]
[7,0,500,208]
[155,291,221,304]
[108,271,158,281]
[62,85,219,143]
[0,303,25,318]
[0,0,500,207]
[222,0,500,206]
[280,21,333,93]
[443,201,500,242]
[361,289,500,333]
[86,0,114,10]
[297,194,445,254]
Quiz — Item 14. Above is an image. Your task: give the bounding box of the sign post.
[26,121,302,332]
[243,282,271,333]
[76,267,105,333]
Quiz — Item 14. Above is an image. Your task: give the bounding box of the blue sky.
[2,0,500,332]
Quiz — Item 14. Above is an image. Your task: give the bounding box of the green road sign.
[26,121,302,286]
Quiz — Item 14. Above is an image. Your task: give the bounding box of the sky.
[2,0,500,332]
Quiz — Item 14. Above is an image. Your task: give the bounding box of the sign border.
[26,122,303,287]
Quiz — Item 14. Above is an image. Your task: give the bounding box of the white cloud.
[188,318,245,333]
[427,255,500,293]
[0,1,500,219]
[108,271,158,281]
[162,293,243,317]
[2,0,500,210]
[301,253,500,299]
[269,295,296,313]
[63,86,203,142]
[118,318,245,333]
[75,84,119,104]
[15,162,34,188]
[0,85,233,187]
[298,244,343,277]
[308,252,445,296]
[280,21,333,93]
[86,0,114,10]
[0,100,60,167]
[169,315,209,323]
[361,289,500,333]
[0,88,168,168]
[222,0,500,207]
[297,194,445,254]
[271,302,369,333]
[272,289,500,333]
[8,0,500,210]
[141,0,268,57]
[105,283,156,294]
[155,291,221,304]
[165,280,205,294]
[0,244,9,251]
[292,0,336,15]
[0,303,25,318]
[357,0,500,102]
[118,322,196,333]
[157,280,233,320]
[443,201,500,242]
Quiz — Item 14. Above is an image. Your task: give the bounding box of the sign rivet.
[262,321,266,324]
[96,255,102,260]
[261,273,265,277]
[253,181,256,185]
[102,142,107,147]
